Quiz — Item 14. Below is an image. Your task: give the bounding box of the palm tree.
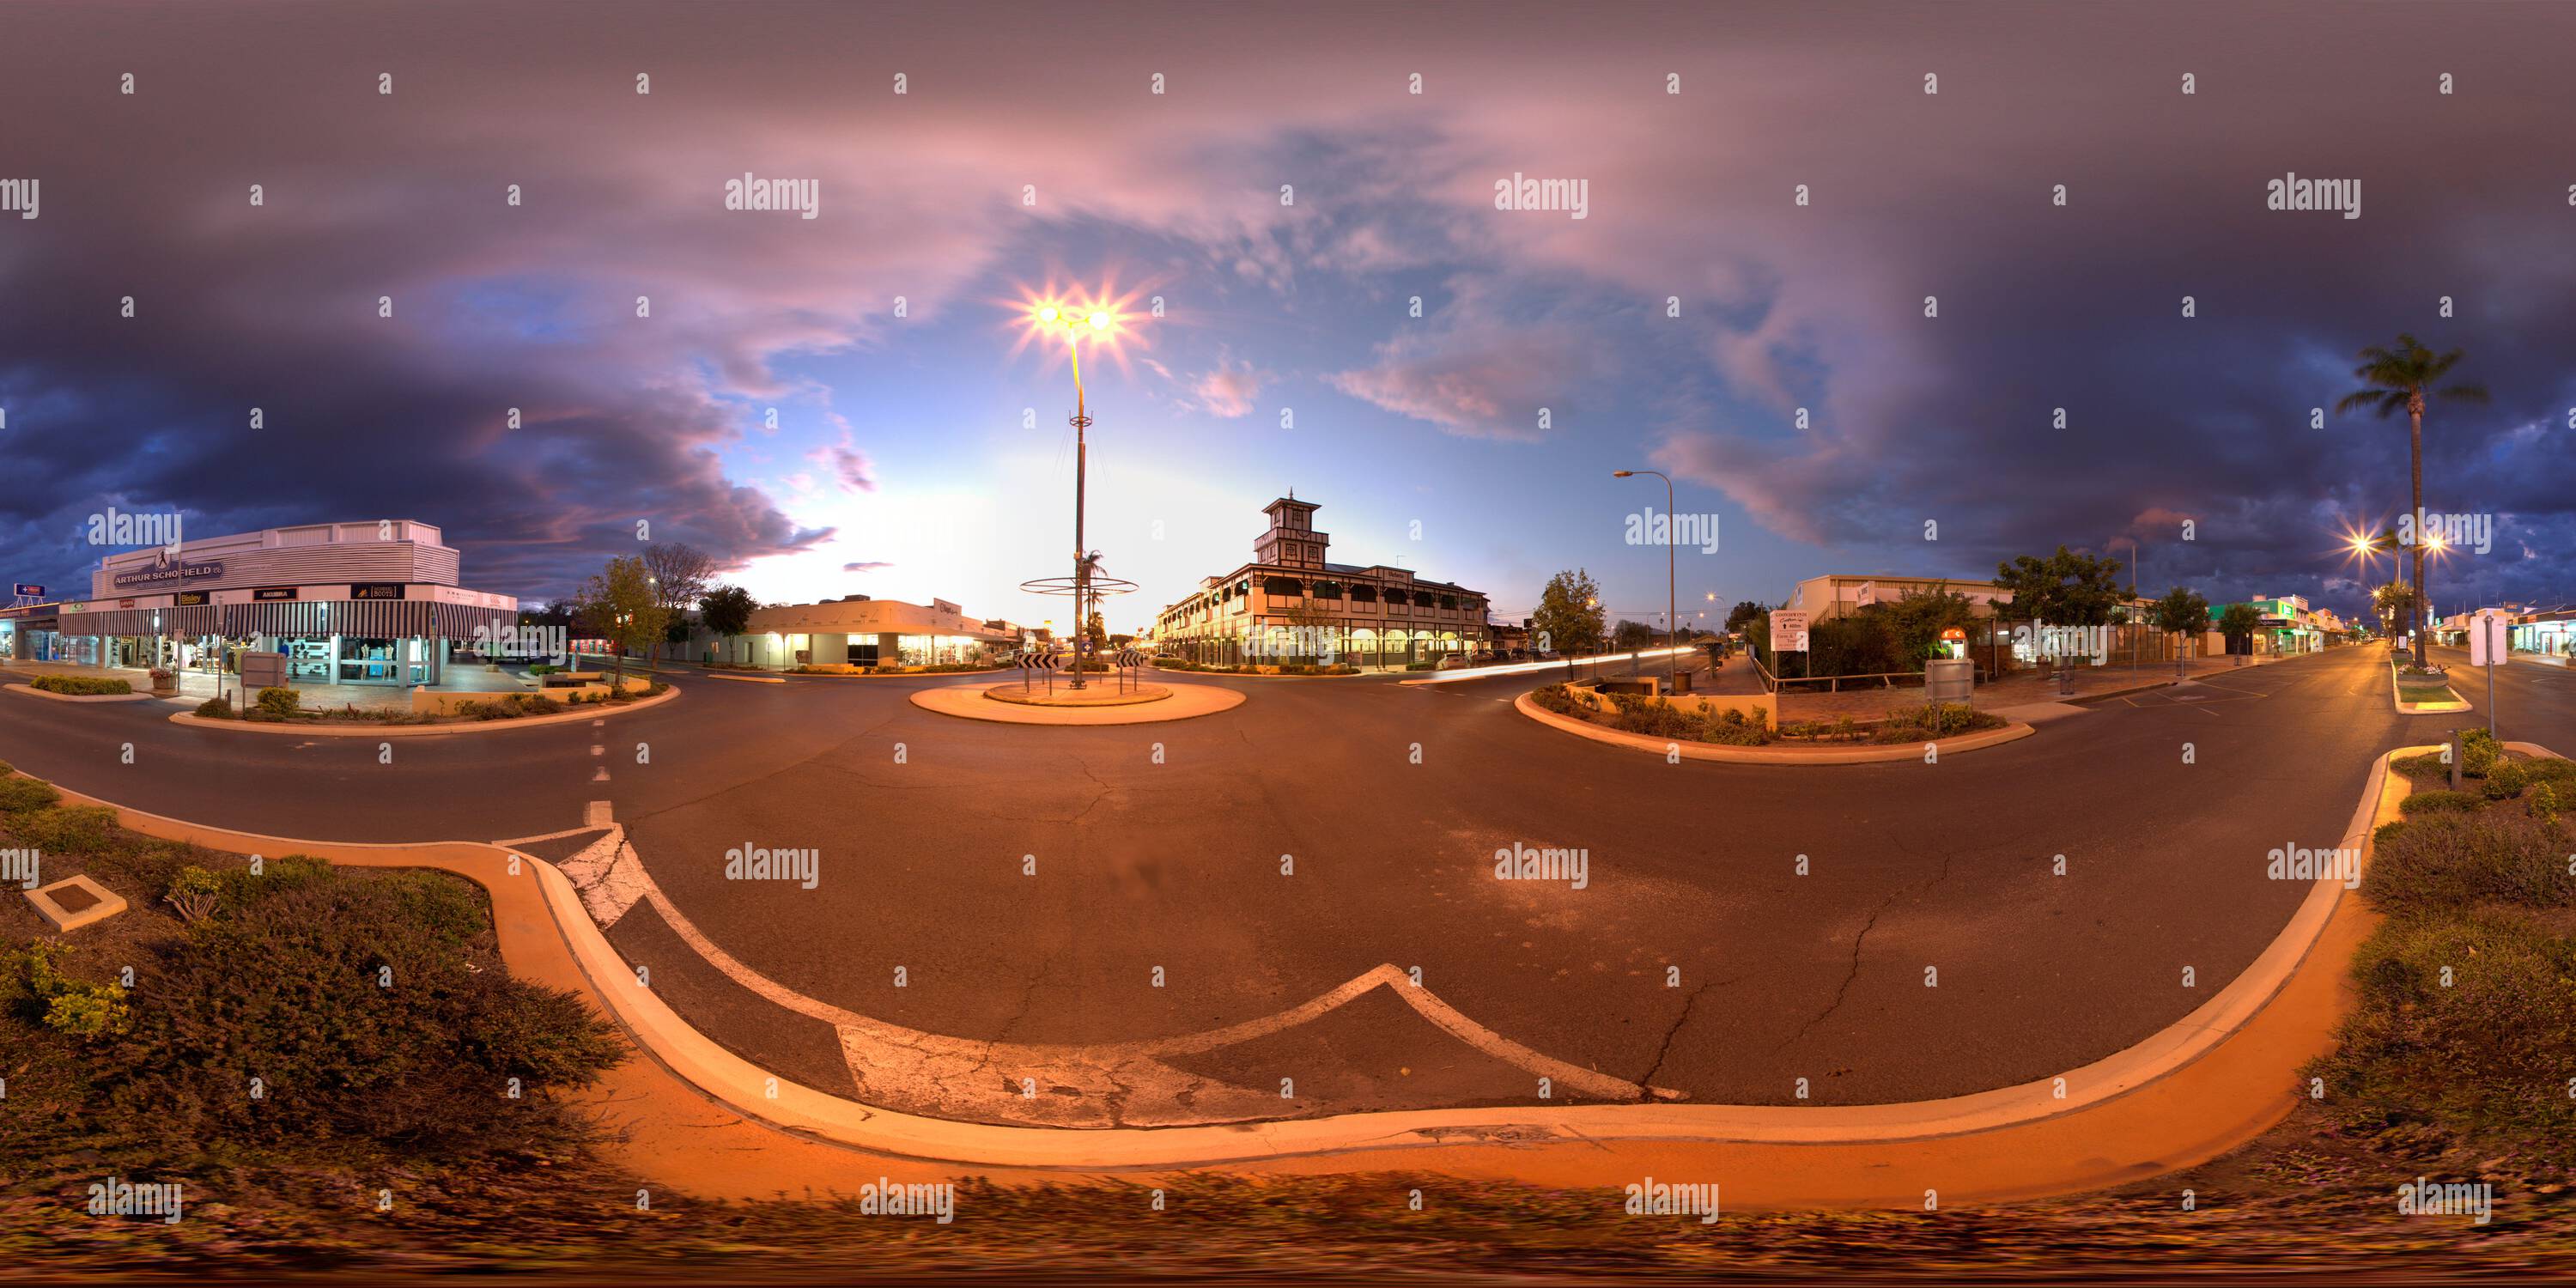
[2336,335,2488,670]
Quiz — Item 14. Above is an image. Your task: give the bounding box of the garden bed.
[2313,735,2576,1165]
[185,683,672,727]
[1530,683,2002,747]
[27,675,135,696]
[0,760,626,1261]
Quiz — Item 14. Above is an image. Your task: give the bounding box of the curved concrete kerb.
[3,682,159,704]
[167,683,681,737]
[0,744,2445,1200]
[985,682,1170,708]
[1516,690,2033,764]
[911,681,1243,726]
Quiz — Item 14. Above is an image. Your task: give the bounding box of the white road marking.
[585,799,613,827]
[598,848,1674,1127]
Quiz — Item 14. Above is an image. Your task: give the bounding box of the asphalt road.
[0,646,2418,1125]
[2424,644,2576,755]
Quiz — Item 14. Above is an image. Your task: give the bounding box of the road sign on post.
[2468,608,2509,738]
[1768,611,1809,657]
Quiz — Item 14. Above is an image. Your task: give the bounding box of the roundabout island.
[908,678,1245,725]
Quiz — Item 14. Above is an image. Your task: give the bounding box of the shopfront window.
[338,637,401,683]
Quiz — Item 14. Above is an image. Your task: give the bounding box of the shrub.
[528,663,560,676]
[164,866,222,922]
[644,681,670,696]
[2522,757,2576,788]
[1871,702,2000,743]
[254,686,301,717]
[191,696,234,719]
[2530,781,2562,823]
[1606,693,1701,740]
[2460,728,2501,777]
[0,775,62,814]
[46,986,132,1038]
[96,870,625,1156]
[1696,708,1771,745]
[2397,789,2483,817]
[2306,906,2576,1163]
[1,942,132,1039]
[1528,683,1580,715]
[13,805,119,856]
[2482,759,2530,800]
[520,694,563,715]
[31,675,132,696]
[2362,811,2573,914]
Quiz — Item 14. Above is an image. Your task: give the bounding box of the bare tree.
[639,542,719,661]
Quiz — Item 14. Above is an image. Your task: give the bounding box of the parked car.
[1435,653,1474,670]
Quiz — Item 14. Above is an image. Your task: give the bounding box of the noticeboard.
[1769,609,1811,653]
[239,652,290,690]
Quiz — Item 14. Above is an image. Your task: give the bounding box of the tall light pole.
[1024,295,1125,689]
[1613,470,1678,687]
[2110,535,2142,677]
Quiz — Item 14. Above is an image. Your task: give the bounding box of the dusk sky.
[5,0,2574,629]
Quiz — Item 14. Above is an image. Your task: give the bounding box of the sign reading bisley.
[109,557,225,589]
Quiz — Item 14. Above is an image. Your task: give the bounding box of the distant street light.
[1613,469,1679,688]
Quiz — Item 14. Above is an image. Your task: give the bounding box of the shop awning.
[60,599,516,641]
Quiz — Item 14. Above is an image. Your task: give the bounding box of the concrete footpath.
[9,737,2447,1209]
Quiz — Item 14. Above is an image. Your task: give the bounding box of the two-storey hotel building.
[1151,497,1489,667]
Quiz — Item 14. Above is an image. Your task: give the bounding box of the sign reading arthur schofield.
[349,583,405,600]
[108,555,224,590]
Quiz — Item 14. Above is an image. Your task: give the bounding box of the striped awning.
[60,599,515,641]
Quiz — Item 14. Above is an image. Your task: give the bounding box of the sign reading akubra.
[108,552,224,589]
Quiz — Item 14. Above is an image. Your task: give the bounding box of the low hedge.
[30,674,132,696]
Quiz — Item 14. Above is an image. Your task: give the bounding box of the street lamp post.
[1613,469,1678,690]
[1026,298,1121,689]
